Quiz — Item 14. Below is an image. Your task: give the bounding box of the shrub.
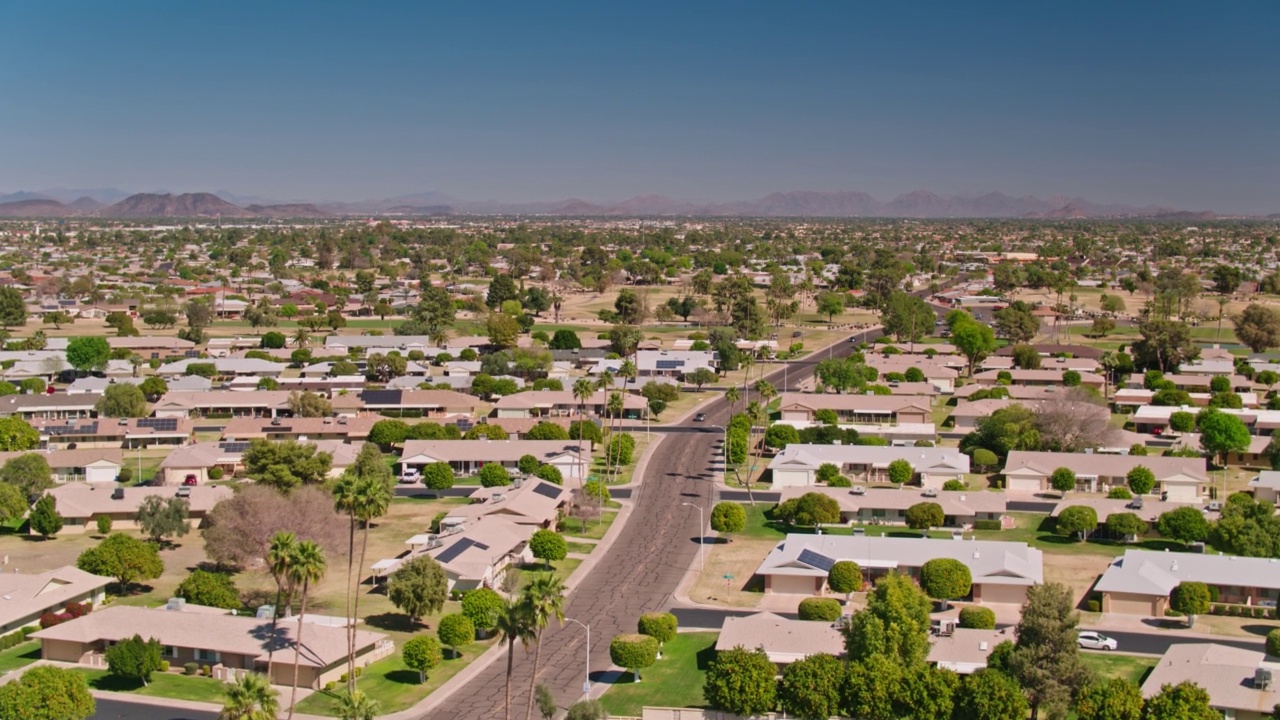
[1267,628,1280,657]
[1086,599,1101,613]
[1107,487,1133,500]
[973,519,1002,531]
[958,606,996,629]
[971,448,999,471]
[159,660,170,672]
[477,463,511,488]
[208,467,224,480]
[95,515,112,535]
[184,662,198,675]
[797,597,842,622]
[710,502,746,535]
[827,475,851,488]
[943,479,966,491]
[636,612,678,645]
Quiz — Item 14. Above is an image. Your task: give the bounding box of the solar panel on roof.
[265,426,292,433]
[797,548,835,572]
[532,483,561,499]
[219,442,251,453]
[434,538,476,564]
[656,359,682,370]
[137,418,179,432]
[360,390,402,406]
[46,423,98,436]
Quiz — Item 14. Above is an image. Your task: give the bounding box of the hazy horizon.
[2,1,1278,214]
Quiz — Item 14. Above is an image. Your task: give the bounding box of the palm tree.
[496,599,536,720]
[606,391,625,484]
[348,476,391,687]
[331,474,361,689]
[292,326,311,349]
[219,672,278,720]
[725,385,740,411]
[336,689,381,720]
[572,378,596,487]
[522,575,567,720]
[265,531,299,680]
[286,541,327,720]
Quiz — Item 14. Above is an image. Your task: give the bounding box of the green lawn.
[0,641,40,672]
[565,541,597,554]
[737,503,787,541]
[74,668,229,704]
[512,558,583,591]
[295,638,496,716]
[599,632,719,716]
[1081,652,1158,684]
[560,510,619,540]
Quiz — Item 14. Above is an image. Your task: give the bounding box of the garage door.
[772,470,812,488]
[1105,592,1158,616]
[85,465,118,483]
[978,584,1027,605]
[769,574,817,595]
[1006,477,1041,494]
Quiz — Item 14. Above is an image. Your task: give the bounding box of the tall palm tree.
[219,672,278,720]
[331,473,361,689]
[725,385,740,411]
[348,475,391,687]
[497,599,536,720]
[336,689,381,720]
[606,391,625,484]
[265,531,299,680]
[572,378,596,488]
[522,575,567,720]
[286,541,327,720]
[292,326,311,349]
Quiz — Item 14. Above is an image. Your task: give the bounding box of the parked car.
[1076,631,1117,651]
[182,474,198,487]
[693,413,706,422]
[400,467,421,483]
[791,330,803,338]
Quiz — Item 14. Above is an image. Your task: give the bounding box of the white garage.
[1004,472,1043,494]
[767,574,821,595]
[975,583,1029,605]
[83,459,122,483]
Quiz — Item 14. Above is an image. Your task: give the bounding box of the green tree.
[0,418,39,453]
[1197,409,1251,465]
[1075,677,1143,720]
[0,483,26,523]
[775,492,841,527]
[1127,465,1156,495]
[95,383,148,417]
[816,291,846,323]
[136,495,190,544]
[920,558,972,609]
[66,336,110,372]
[703,646,777,715]
[882,291,935,342]
[388,555,448,625]
[1169,581,1211,626]
[0,288,28,328]
[105,634,163,686]
[437,613,475,659]
[1169,411,1196,434]
[175,569,240,609]
[0,665,94,720]
[478,463,511,488]
[994,306,1041,344]
[609,634,658,682]
[0,452,52,498]
[905,501,945,531]
[242,439,332,491]
[959,606,996,629]
[28,495,62,539]
[487,312,521,349]
[1234,303,1280,353]
[971,448,998,472]
[798,597,842,621]
[1050,467,1077,497]
[286,540,327,718]
[953,319,997,377]
[710,501,746,537]
[521,574,568,720]
[685,367,717,391]
[965,404,1040,458]
[402,635,444,684]
[1008,582,1090,720]
[1106,512,1148,540]
[779,653,843,720]
[843,571,933,665]
[421,462,454,495]
[138,376,168,400]
[953,669,1029,720]
[1132,320,1198,372]
[1140,681,1218,720]
[527,529,568,569]
[886,458,913,485]
[827,560,862,599]
[219,671,279,720]
[1055,505,1098,540]
[636,612,678,647]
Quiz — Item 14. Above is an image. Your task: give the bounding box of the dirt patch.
[1042,553,1112,607]
[687,538,775,609]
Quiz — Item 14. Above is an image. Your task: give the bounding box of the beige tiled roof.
[1142,643,1280,714]
[716,612,844,662]
[45,483,232,520]
[0,566,111,628]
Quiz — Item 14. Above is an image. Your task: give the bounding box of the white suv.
[400,467,421,484]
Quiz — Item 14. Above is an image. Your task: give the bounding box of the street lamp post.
[564,617,591,696]
[681,502,705,572]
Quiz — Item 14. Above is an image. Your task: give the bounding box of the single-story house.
[155,441,247,485]
[151,391,295,419]
[777,486,1008,528]
[768,444,970,489]
[972,369,1105,391]
[1140,644,1280,720]
[757,535,1043,604]
[220,415,377,443]
[1096,549,1280,616]
[444,477,569,528]
[42,483,232,534]
[356,389,483,418]
[981,356,1099,373]
[30,417,194,450]
[417,515,534,592]
[952,384,1066,402]
[777,393,931,426]
[635,349,717,378]
[107,336,197,359]
[0,567,111,634]
[928,627,1013,674]
[0,449,124,484]
[715,612,844,666]
[1248,471,1280,503]
[1049,497,1213,527]
[865,358,958,394]
[491,390,646,420]
[400,439,589,482]
[0,394,97,420]
[1002,451,1209,501]
[155,358,284,379]
[32,604,392,689]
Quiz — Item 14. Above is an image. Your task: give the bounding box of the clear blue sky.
[2,0,1278,212]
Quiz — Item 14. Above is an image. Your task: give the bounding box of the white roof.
[758,534,1043,586]
[768,444,970,474]
[1096,549,1280,597]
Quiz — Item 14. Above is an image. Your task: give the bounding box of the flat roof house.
[928,627,1012,675]
[777,486,1008,529]
[151,391,294,419]
[220,415,377,442]
[972,368,1105,391]
[715,612,844,666]
[357,389,483,418]
[768,444,969,489]
[1096,549,1280,616]
[1003,451,1209,501]
[30,417,194,450]
[777,393,932,426]
[756,535,1042,604]
[32,604,392,690]
[0,394,97,420]
[155,358,285,379]
[491,389,646,420]
[1141,644,1280,720]
[42,483,232,534]
[0,566,111,634]
[400,439,589,483]
[634,350,717,378]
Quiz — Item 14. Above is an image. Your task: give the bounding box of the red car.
[183,475,198,486]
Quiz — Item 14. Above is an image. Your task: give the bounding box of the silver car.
[1077,631,1117,651]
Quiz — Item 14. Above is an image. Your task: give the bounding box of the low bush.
[159,660,170,672]
[973,519,1002,531]
[797,597,842,622]
[184,662,198,675]
[958,606,996,629]
[1086,599,1101,613]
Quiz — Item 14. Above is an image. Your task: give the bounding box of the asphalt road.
[91,699,216,720]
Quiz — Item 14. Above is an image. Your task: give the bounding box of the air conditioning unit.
[256,605,275,620]
[1256,667,1273,690]
[923,488,939,498]
[165,597,186,612]
[851,486,866,495]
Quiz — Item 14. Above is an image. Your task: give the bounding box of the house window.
[162,646,177,658]
[196,649,220,663]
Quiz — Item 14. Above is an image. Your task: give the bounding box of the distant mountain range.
[0,188,1252,219]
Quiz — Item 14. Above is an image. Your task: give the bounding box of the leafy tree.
[548,329,582,350]
[827,560,862,598]
[843,571,932,665]
[816,291,846,323]
[887,458,913,485]
[798,597,842,621]
[29,495,62,539]
[779,653,843,720]
[1168,411,1196,434]
[920,558,972,608]
[136,495,190,544]
[105,634,163,686]
[66,336,110,372]
[1050,467,1077,496]
[685,367,717,391]
[1055,506,1097,540]
[527,529,568,568]
[175,569,240,609]
[76,532,163,591]
[1132,320,1198,372]
[535,684,556,720]
[1213,493,1280,557]
[971,448,999,472]
[525,421,569,440]
[287,390,332,418]
[905,501,944,530]
[964,404,1040,458]
[994,306,1040,344]
[703,646,777,715]
[477,463,511,488]
[242,439,332,491]
[1154,506,1212,544]
[609,633,658,682]
[1127,465,1156,495]
[959,606,996,629]
[882,291,935,342]
[402,635,443,684]
[1234,303,1280,353]
[0,483,26,523]
[1197,409,1251,465]
[764,423,800,449]
[534,464,563,485]
[0,665,95,720]
[565,700,605,720]
[421,462,454,494]
[1140,681,1218,720]
[461,588,505,634]
[815,462,842,483]
[1169,581,1211,626]
[436,613,475,659]
[0,452,52,498]
[1075,677,1143,720]
[138,376,168,401]
[0,288,28,328]
[1007,582,1090,720]
[1106,512,1148,540]
[1267,628,1280,657]
[953,318,997,376]
[94,383,148,418]
[953,669,1029,720]
[709,501,746,537]
[388,555,448,625]
[775,492,841,527]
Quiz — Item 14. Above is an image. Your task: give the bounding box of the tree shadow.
[695,642,718,671]
[1241,624,1279,638]
[384,669,422,685]
[85,674,147,692]
[364,612,419,633]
